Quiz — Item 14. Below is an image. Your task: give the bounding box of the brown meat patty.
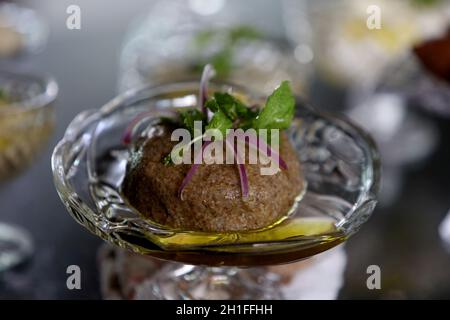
[122,125,304,232]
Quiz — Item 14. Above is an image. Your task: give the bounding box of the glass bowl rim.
[0,69,58,115]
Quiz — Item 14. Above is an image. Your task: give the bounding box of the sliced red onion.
[225,138,249,198]
[178,141,212,200]
[199,64,216,115]
[122,112,150,144]
[237,132,287,170]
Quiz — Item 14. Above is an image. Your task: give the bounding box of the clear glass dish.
[0,71,57,180]
[0,70,58,271]
[52,81,379,298]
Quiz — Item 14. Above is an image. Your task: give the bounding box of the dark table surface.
[1,0,450,299]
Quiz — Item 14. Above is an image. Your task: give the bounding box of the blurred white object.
[348,92,438,167]
[0,3,48,58]
[98,244,347,300]
[188,0,225,15]
[276,245,347,300]
[350,93,405,141]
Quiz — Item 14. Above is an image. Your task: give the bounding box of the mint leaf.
[179,109,206,135]
[206,110,232,138]
[213,93,240,120]
[205,93,258,130]
[205,98,220,113]
[209,92,257,122]
[253,81,295,130]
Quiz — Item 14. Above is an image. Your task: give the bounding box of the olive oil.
[151,217,340,248]
[125,216,346,266]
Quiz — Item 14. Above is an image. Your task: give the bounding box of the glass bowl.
[118,1,309,95]
[0,70,57,272]
[52,81,379,298]
[0,70,57,181]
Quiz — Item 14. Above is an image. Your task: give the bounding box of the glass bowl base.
[142,264,282,300]
[98,244,348,300]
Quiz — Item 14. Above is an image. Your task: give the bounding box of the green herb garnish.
[176,70,295,198]
[123,65,297,198]
[211,92,256,121]
[252,81,295,130]
[173,80,295,140]
[179,109,206,136]
[205,109,233,138]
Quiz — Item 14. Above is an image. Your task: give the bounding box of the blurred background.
[1,0,450,299]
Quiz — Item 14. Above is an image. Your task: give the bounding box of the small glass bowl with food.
[52,65,379,299]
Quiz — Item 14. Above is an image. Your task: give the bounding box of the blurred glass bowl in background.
[282,0,450,87]
[0,70,57,272]
[0,70,57,181]
[118,0,310,96]
[0,2,48,59]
